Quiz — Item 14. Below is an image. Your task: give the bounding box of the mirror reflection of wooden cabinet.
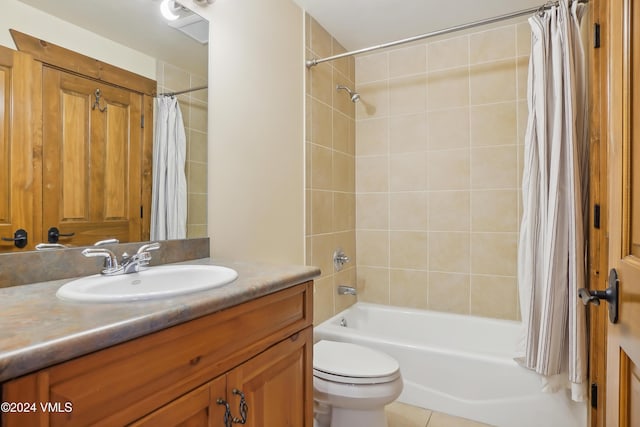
[0,46,40,252]
[0,31,155,251]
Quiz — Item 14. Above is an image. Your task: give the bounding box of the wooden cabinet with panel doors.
[2,282,314,427]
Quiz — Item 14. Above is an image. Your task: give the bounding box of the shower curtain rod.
[305,0,588,68]
[157,85,208,97]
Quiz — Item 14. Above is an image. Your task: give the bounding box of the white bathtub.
[314,303,586,427]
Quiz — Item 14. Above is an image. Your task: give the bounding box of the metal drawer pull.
[216,398,233,427]
[231,389,248,424]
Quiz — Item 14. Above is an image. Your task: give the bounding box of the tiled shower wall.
[355,20,531,320]
[156,61,208,238]
[305,15,357,324]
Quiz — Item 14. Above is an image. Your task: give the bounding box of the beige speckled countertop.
[0,258,320,383]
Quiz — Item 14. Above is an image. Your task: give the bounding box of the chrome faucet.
[82,242,161,275]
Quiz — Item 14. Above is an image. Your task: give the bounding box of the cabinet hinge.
[594,23,600,48]
[594,204,600,229]
[140,206,144,218]
[141,115,145,128]
[591,383,598,409]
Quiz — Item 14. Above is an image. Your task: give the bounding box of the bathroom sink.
[56,265,238,303]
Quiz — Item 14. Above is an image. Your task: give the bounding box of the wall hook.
[92,89,107,112]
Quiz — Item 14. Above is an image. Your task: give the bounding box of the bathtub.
[314,303,586,427]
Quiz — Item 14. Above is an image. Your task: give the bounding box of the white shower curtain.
[517,0,588,402]
[151,96,187,240]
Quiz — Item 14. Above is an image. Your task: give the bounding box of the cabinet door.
[0,46,40,252]
[42,67,142,245]
[225,327,313,427]
[130,376,226,427]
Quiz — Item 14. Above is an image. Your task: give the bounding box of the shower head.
[336,84,360,103]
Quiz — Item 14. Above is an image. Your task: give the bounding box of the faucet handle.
[94,238,119,246]
[82,248,119,270]
[137,242,160,255]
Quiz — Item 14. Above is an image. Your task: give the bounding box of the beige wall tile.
[314,276,335,324]
[356,81,389,119]
[471,190,518,232]
[311,98,332,148]
[428,36,469,71]
[389,75,428,116]
[357,193,389,230]
[389,113,428,153]
[357,118,389,156]
[390,192,428,231]
[309,17,332,58]
[357,230,389,266]
[333,151,355,192]
[427,67,469,110]
[188,161,207,194]
[311,190,333,235]
[334,192,355,232]
[428,107,470,150]
[389,45,427,78]
[428,191,470,231]
[335,69,357,118]
[428,149,470,191]
[390,231,428,269]
[310,144,333,190]
[356,52,388,83]
[390,152,428,191]
[163,63,190,92]
[517,22,532,57]
[428,272,470,314]
[470,232,518,276]
[428,231,470,273]
[517,56,529,101]
[332,39,350,79]
[189,130,207,163]
[311,62,333,106]
[470,102,517,147]
[356,156,388,192]
[357,266,390,304]
[469,60,517,105]
[390,269,429,309]
[333,111,350,153]
[470,26,516,64]
[335,267,357,312]
[190,103,208,133]
[471,146,517,189]
[335,230,356,266]
[470,275,518,320]
[310,233,336,278]
[517,100,528,143]
[187,224,207,238]
[187,194,207,224]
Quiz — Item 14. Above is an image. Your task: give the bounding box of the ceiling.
[294,0,543,52]
[17,0,208,77]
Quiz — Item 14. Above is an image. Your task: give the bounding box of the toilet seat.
[313,340,400,385]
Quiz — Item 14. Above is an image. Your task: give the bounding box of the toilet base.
[330,407,388,427]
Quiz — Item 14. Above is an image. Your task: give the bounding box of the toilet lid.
[313,340,400,384]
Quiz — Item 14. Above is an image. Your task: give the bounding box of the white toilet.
[313,340,403,427]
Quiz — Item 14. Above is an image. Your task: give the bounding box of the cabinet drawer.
[2,282,313,427]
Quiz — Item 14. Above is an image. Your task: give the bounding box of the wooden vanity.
[1,277,314,426]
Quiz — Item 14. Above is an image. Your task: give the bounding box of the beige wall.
[156,62,208,239]
[305,16,357,324]
[198,0,305,265]
[355,20,531,320]
[1,0,155,79]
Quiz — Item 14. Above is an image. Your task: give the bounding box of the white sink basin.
[56,265,238,303]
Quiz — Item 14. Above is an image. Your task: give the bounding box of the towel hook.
[92,89,107,112]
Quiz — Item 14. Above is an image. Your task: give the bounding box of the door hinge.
[594,204,600,229]
[594,23,600,48]
[591,383,598,409]
[140,206,144,218]
[141,115,145,128]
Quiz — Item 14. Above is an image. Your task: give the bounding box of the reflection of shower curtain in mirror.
[151,97,187,240]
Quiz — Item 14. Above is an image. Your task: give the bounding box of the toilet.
[313,340,403,427]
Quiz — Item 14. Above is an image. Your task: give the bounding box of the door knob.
[578,268,619,324]
[48,227,75,243]
[1,229,28,248]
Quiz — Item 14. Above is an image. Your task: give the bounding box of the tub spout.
[337,285,357,296]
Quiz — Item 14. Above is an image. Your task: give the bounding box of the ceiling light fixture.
[160,0,181,21]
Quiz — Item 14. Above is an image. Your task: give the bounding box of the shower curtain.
[151,96,187,240]
[517,0,588,402]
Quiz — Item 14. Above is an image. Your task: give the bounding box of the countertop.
[0,258,320,383]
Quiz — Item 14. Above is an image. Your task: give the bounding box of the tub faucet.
[337,285,357,296]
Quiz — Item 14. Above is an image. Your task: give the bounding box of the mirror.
[1,0,209,249]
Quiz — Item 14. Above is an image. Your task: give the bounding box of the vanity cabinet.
[1,282,314,426]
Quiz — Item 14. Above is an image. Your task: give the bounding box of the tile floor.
[386,402,493,427]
